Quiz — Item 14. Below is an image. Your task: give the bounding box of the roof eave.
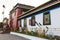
[18,0,60,19]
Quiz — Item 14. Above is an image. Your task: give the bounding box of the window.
[43,12,51,25]
[29,16,35,26]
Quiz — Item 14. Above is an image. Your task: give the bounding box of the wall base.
[10,32,48,40]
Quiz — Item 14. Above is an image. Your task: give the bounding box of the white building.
[18,0,60,36]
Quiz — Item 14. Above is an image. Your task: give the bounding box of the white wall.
[36,7,60,36]
[50,8,60,36]
[21,7,60,36]
[27,17,37,32]
[51,8,60,28]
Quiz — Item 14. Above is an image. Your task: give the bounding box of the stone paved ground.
[0,34,30,40]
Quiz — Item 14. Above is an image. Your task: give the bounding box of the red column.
[15,8,22,31]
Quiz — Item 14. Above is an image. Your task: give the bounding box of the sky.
[0,0,50,22]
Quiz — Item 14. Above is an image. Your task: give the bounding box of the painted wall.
[49,7,60,36]
[36,7,60,36]
[21,7,60,36]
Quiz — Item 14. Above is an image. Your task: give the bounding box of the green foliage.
[30,31,37,36]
